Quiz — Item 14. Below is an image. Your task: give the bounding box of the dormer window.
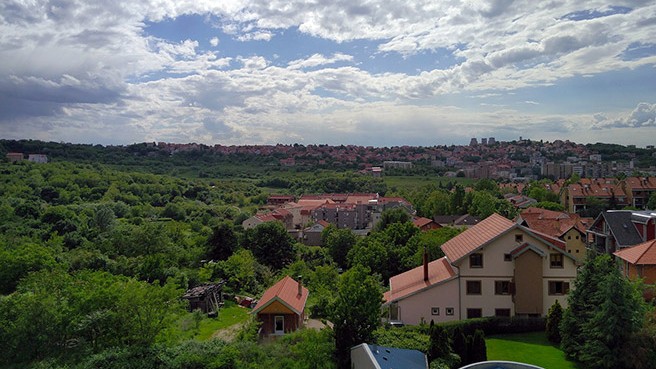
[470,253,483,268]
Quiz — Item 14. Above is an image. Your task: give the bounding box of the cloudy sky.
[1,1,655,147]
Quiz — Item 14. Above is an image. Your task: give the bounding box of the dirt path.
[211,322,244,342]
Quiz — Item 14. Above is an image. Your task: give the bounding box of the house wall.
[514,250,543,315]
[457,229,576,318]
[258,312,301,336]
[563,228,586,261]
[242,217,263,229]
[626,263,656,285]
[395,278,460,325]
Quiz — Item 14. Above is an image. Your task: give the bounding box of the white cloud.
[210,37,220,46]
[287,53,354,69]
[591,102,656,129]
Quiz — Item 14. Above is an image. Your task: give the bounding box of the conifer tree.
[546,300,563,343]
[560,253,614,360]
[580,267,645,369]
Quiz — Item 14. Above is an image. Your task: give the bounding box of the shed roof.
[386,257,456,303]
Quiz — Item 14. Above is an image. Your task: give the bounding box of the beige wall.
[395,278,460,325]
[563,228,586,261]
[456,228,577,317]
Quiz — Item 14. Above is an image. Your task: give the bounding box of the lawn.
[486,332,581,369]
[384,175,475,192]
[162,301,251,342]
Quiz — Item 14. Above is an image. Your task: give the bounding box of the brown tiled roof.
[520,207,587,238]
[624,177,656,191]
[441,213,515,263]
[412,217,435,228]
[614,240,656,265]
[386,257,456,302]
[252,276,308,315]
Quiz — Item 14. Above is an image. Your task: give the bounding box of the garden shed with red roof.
[252,276,309,337]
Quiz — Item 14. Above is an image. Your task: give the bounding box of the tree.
[375,207,411,231]
[469,191,497,219]
[579,267,645,369]
[245,221,296,270]
[560,253,616,361]
[206,221,238,261]
[647,191,656,210]
[451,327,468,365]
[347,235,390,280]
[468,329,487,364]
[331,265,382,368]
[428,321,451,363]
[323,227,356,269]
[546,300,563,343]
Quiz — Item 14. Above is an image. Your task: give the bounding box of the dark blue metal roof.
[367,344,427,369]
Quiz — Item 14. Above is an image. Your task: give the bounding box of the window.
[274,316,285,334]
[567,235,571,240]
[470,253,483,268]
[548,281,570,295]
[515,234,523,243]
[467,308,482,319]
[389,303,399,321]
[504,253,512,261]
[466,280,482,295]
[445,307,454,316]
[495,281,511,295]
[495,308,511,317]
[575,235,580,240]
[550,253,564,268]
[431,307,440,316]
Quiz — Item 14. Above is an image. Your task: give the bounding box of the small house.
[252,276,308,337]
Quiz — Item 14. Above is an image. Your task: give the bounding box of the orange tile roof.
[412,217,435,228]
[252,276,309,315]
[624,177,656,191]
[386,257,456,302]
[520,207,587,238]
[614,240,656,265]
[441,213,515,263]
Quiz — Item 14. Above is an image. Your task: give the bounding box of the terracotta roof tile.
[386,257,456,302]
[252,276,308,315]
[441,213,515,262]
[614,240,656,265]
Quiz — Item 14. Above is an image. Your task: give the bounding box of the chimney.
[297,275,303,296]
[423,247,429,282]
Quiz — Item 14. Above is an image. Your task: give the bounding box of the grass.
[163,301,251,342]
[384,175,475,192]
[486,331,581,369]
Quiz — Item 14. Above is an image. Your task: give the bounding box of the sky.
[1,1,655,147]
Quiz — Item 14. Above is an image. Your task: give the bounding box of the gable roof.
[441,213,515,263]
[614,240,656,265]
[519,207,588,238]
[412,217,437,228]
[252,276,308,316]
[385,257,457,303]
[353,344,427,369]
[599,211,644,247]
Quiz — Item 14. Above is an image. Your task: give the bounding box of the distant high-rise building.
[481,138,488,145]
[488,137,496,145]
[469,138,478,146]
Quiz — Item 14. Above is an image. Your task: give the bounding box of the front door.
[274,315,284,335]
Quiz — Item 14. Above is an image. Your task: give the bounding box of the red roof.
[412,217,436,228]
[252,276,309,315]
[386,257,456,302]
[520,207,587,238]
[614,240,656,265]
[441,213,515,263]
